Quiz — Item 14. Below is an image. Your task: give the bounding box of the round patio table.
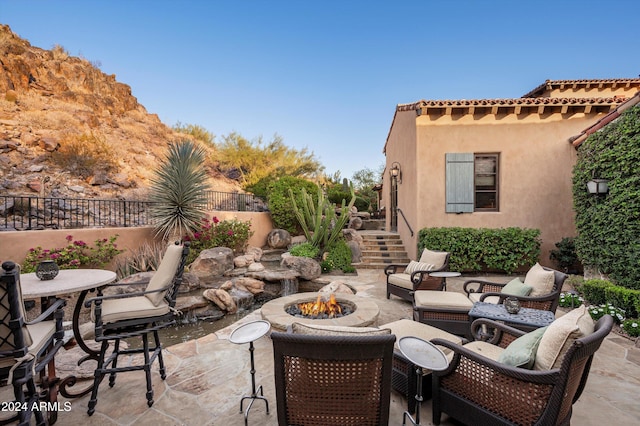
[21,268,117,398]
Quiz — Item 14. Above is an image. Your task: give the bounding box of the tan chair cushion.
[534,305,594,370]
[405,261,434,275]
[145,243,184,306]
[379,319,462,352]
[414,290,474,310]
[290,322,391,336]
[0,321,57,369]
[419,249,448,269]
[464,341,505,361]
[95,296,170,324]
[387,273,414,290]
[524,263,555,297]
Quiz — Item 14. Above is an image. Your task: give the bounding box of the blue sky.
[2,0,639,180]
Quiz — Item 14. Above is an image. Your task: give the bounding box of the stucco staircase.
[356,232,410,269]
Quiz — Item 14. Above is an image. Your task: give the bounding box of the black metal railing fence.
[0,191,267,231]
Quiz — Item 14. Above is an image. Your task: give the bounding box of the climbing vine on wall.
[572,104,640,290]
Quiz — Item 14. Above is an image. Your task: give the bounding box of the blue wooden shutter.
[446,153,474,213]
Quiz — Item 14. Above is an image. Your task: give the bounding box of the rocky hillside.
[0,24,239,200]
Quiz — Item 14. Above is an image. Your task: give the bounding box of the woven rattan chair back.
[271,332,395,426]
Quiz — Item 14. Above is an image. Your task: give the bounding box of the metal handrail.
[396,207,414,237]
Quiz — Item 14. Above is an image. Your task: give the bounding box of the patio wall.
[0,211,274,267]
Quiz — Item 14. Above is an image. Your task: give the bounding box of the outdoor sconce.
[390,162,402,184]
[587,179,609,195]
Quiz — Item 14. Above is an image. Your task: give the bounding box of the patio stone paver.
[1,269,639,425]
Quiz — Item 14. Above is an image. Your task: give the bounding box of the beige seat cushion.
[414,290,474,310]
[524,263,555,297]
[463,341,505,361]
[145,243,184,306]
[290,322,391,336]
[419,249,448,269]
[95,296,170,324]
[379,319,463,352]
[534,305,594,370]
[387,273,414,290]
[0,321,57,369]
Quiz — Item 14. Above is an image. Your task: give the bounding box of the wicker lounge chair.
[0,261,66,426]
[84,241,189,415]
[271,331,395,426]
[464,263,567,313]
[431,314,614,425]
[385,249,450,302]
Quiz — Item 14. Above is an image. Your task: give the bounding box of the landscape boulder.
[190,247,234,285]
[267,229,291,249]
[280,253,321,280]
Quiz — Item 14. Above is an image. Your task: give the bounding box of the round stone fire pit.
[261,292,380,331]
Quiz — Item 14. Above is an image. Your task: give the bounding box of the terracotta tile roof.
[397,96,626,113]
[522,78,640,98]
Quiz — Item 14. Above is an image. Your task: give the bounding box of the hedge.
[418,227,541,274]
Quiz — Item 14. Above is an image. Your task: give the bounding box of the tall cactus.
[289,183,356,253]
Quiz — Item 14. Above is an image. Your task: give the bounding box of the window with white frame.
[445,153,499,212]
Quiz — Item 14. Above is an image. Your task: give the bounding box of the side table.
[428,271,461,291]
[229,320,271,426]
[398,336,449,426]
[469,302,555,337]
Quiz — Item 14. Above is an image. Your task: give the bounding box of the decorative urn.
[36,260,59,281]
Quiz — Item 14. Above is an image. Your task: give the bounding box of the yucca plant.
[150,140,210,241]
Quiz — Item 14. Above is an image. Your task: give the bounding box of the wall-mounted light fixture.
[390,162,402,184]
[586,178,609,195]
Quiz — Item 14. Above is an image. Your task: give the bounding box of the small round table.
[428,271,461,291]
[229,320,271,425]
[398,336,449,426]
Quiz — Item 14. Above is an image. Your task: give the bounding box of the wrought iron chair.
[271,331,395,426]
[385,249,450,302]
[431,315,614,425]
[0,261,65,426]
[84,241,189,415]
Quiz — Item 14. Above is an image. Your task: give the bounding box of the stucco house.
[382,78,640,266]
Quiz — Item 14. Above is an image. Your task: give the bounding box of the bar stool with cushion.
[412,291,474,340]
[379,319,463,414]
[84,241,189,416]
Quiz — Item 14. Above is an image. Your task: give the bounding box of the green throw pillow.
[497,326,547,369]
[501,278,532,297]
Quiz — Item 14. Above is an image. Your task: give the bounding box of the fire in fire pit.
[286,293,354,319]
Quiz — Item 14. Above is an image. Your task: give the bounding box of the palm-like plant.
[150,140,210,241]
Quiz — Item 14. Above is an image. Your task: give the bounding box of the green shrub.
[581,279,613,306]
[573,104,640,290]
[622,318,640,337]
[289,242,320,259]
[418,227,540,274]
[588,303,625,324]
[353,196,370,212]
[184,215,254,263]
[549,237,581,273]
[559,292,584,308]
[323,239,353,273]
[23,234,123,272]
[267,176,318,234]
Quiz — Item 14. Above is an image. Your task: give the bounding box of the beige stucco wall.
[0,211,274,267]
[383,110,418,241]
[385,109,608,267]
